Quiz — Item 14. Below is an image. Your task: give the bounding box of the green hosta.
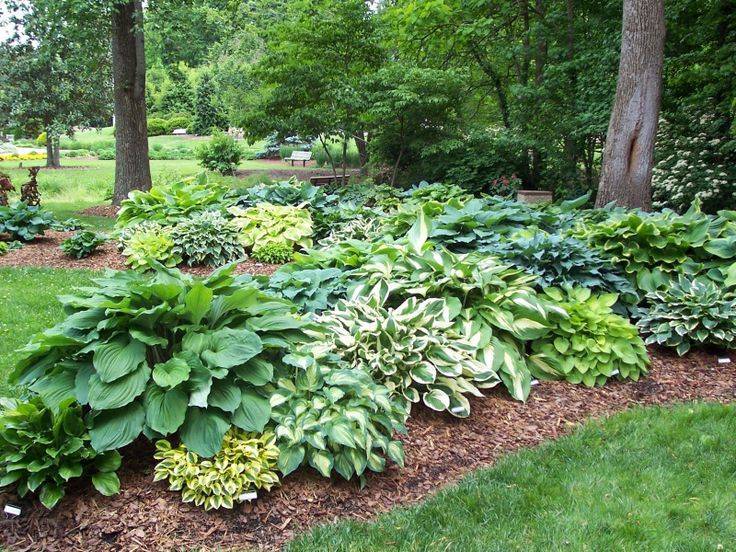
[122,224,182,269]
[0,397,121,509]
[401,181,473,204]
[116,174,230,228]
[637,276,736,355]
[270,343,407,484]
[321,296,503,417]
[267,266,347,314]
[530,288,649,387]
[0,201,55,242]
[11,265,311,458]
[60,231,107,259]
[153,429,279,510]
[573,203,713,292]
[171,211,245,267]
[228,203,313,253]
[237,177,336,210]
[252,241,294,264]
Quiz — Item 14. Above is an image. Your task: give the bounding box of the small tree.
[192,74,228,135]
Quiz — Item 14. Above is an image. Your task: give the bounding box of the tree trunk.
[340,134,348,185]
[595,0,665,210]
[111,0,152,205]
[45,134,55,168]
[353,130,369,175]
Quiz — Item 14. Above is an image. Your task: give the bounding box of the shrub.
[196,132,243,174]
[171,211,245,267]
[153,429,279,510]
[252,241,294,264]
[36,132,47,146]
[0,397,121,509]
[530,288,649,387]
[122,224,182,269]
[637,276,736,355]
[60,231,107,259]
[270,343,407,483]
[147,118,170,137]
[97,148,115,160]
[116,174,230,228]
[228,203,313,252]
[11,266,311,459]
[167,115,192,133]
[0,201,55,242]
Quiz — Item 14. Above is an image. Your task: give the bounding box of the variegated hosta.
[321,296,502,417]
[270,342,407,484]
[637,276,736,356]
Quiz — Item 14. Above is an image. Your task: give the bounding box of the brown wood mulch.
[0,349,734,552]
[80,205,119,218]
[0,231,280,276]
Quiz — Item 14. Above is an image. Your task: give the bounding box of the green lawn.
[0,268,96,397]
[288,402,736,552]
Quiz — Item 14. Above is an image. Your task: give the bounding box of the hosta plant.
[237,177,336,211]
[252,241,294,264]
[228,203,313,252]
[122,223,182,269]
[267,266,347,313]
[60,231,107,259]
[270,343,407,484]
[401,181,472,204]
[0,397,121,509]
[116,174,230,228]
[530,288,649,387]
[153,429,279,510]
[171,211,245,267]
[637,276,736,355]
[0,201,55,242]
[321,296,502,417]
[11,265,311,458]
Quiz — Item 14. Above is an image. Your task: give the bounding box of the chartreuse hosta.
[529,288,649,387]
[11,264,313,459]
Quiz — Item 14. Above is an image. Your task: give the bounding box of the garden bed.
[1,348,733,552]
[0,231,280,276]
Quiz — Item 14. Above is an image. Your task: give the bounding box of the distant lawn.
[0,268,96,397]
[289,402,736,551]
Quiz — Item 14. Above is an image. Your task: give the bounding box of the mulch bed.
[80,205,119,218]
[1,349,734,552]
[0,231,280,276]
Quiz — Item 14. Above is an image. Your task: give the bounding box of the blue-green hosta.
[267,266,348,313]
[637,276,736,355]
[11,265,312,458]
[270,343,407,484]
[0,201,55,242]
[153,429,280,510]
[170,210,245,267]
[60,230,107,259]
[321,295,503,417]
[530,288,649,387]
[0,397,121,509]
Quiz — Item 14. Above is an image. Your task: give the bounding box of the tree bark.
[45,129,61,168]
[353,130,369,175]
[595,0,665,210]
[111,0,152,205]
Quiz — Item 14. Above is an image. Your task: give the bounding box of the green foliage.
[267,266,347,314]
[60,230,106,259]
[637,276,736,356]
[270,343,407,483]
[401,182,472,204]
[0,201,55,242]
[229,203,313,252]
[252,241,294,264]
[238,177,336,210]
[116,174,230,228]
[11,265,311,457]
[171,211,245,267]
[0,397,121,509]
[122,224,182,269]
[147,118,171,137]
[0,241,21,255]
[196,132,243,175]
[153,429,279,510]
[530,288,649,387]
[191,75,228,136]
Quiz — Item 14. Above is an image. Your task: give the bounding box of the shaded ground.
[0,231,280,276]
[1,349,733,551]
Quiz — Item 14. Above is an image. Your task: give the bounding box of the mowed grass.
[0,268,96,397]
[288,402,736,552]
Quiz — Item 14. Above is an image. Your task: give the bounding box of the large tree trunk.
[353,130,369,175]
[595,0,665,210]
[111,0,152,205]
[45,129,61,169]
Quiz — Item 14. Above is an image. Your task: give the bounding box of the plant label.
[4,504,21,517]
[239,491,258,502]
[718,358,731,364]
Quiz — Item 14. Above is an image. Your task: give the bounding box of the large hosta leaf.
[201,328,263,369]
[143,385,188,435]
[179,407,230,457]
[231,390,270,432]
[207,380,242,412]
[152,356,191,389]
[90,402,145,452]
[93,337,146,383]
[87,364,150,410]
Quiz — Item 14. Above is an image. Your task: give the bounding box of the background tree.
[191,74,228,135]
[595,0,666,209]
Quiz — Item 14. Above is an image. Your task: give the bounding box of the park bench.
[310,174,351,186]
[284,150,312,166]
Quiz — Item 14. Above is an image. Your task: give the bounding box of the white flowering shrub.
[652,114,736,214]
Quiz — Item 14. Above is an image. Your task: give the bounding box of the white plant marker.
[718,358,731,364]
[239,491,258,502]
[4,504,21,517]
